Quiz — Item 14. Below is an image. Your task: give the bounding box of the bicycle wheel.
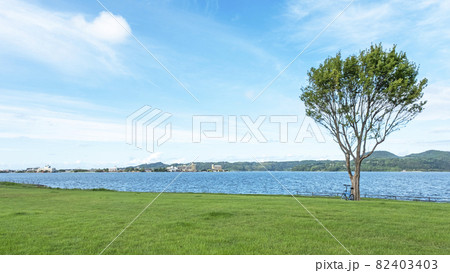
[349,194,354,200]
[341,193,347,200]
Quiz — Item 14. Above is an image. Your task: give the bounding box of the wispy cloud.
[0,89,118,114]
[418,83,450,121]
[0,0,131,74]
[0,105,124,142]
[0,89,198,144]
[281,0,450,54]
[0,90,124,142]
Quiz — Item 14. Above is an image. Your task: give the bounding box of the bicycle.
[341,184,354,201]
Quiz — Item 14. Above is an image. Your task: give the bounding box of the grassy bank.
[0,182,449,254]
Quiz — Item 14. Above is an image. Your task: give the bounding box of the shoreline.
[2,181,448,203]
[3,170,450,174]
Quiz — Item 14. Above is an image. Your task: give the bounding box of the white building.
[211,164,223,172]
[37,165,56,173]
[166,166,178,172]
[178,163,197,172]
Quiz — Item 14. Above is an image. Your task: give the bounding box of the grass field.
[1,181,449,255]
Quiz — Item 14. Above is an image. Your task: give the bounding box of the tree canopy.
[300,44,427,200]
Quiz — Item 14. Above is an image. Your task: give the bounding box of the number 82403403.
[376,260,438,270]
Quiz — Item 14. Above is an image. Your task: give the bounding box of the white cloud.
[0,0,131,74]
[281,0,450,54]
[285,0,338,21]
[72,11,131,44]
[282,0,396,51]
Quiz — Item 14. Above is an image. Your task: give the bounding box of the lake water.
[1,172,449,201]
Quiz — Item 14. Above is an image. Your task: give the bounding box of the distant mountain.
[365,151,399,159]
[293,150,450,172]
[139,162,167,168]
[404,150,450,160]
[127,162,166,170]
[131,150,450,172]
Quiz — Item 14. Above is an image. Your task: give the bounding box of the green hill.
[405,150,450,160]
[365,151,399,159]
[292,150,450,172]
[131,150,450,172]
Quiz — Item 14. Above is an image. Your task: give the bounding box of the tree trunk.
[352,160,361,201]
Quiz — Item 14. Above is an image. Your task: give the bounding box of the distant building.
[166,166,178,172]
[178,163,196,172]
[37,165,56,173]
[108,167,117,172]
[26,167,39,173]
[211,164,223,172]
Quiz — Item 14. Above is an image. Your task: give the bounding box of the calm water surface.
[0,172,449,199]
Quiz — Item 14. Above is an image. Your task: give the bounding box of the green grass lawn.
[1,181,449,255]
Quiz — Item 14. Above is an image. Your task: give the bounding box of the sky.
[0,0,449,169]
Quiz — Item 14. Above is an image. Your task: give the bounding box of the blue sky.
[1,0,449,169]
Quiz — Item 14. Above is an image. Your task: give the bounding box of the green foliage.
[300,44,428,200]
[0,182,48,188]
[300,44,427,160]
[123,167,146,172]
[73,169,89,173]
[138,161,309,172]
[0,182,448,254]
[291,150,450,172]
[133,150,449,172]
[292,161,347,172]
[91,188,116,192]
[365,151,398,159]
[405,150,449,160]
[136,162,167,169]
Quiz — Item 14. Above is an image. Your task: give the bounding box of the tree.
[300,44,427,200]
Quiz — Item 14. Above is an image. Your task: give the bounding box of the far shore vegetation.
[3,150,448,173]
